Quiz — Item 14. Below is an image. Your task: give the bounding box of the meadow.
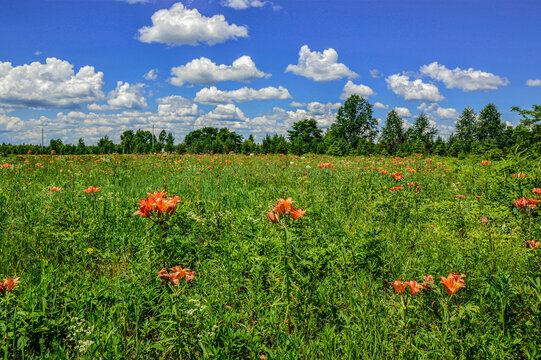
[0,152,540,359]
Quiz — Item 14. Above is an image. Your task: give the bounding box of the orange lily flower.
[133,191,181,219]
[514,197,539,210]
[269,198,305,222]
[390,172,404,181]
[440,272,466,295]
[290,207,306,220]
[83,186,101,193]
[532,188,541,196]
[158,266,196,285]
[267,210,278,223]
[407,280,425,296]
[423,275,434,286]
[526,240,540,249]
[274,197,295,216]
[389,279,408,294]
[1,277,20,294]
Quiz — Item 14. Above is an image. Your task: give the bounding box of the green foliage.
[476,103,505,143]
[330,95,378,147]
[380,109,405,155]
[455,106,477,152]
[0,154,540,358]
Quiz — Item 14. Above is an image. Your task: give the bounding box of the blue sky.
[0,0,540,144]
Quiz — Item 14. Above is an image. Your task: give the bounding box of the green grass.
[0,153,540,359]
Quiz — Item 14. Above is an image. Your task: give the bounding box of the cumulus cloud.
[434,106,459,120]
[340,80,375,100]
[374,102,389,110]
[285,45,358,82]
[222,0,279,10]
[0,57,104,109]
[143,69,158,80]
[194,86,291,104]
[386,73,444,102]
[393,107,412,118]
[170,56,268,87]
[88,82,147,111]
[138,2,248,46]
[194,104,249,129]
[420,62,509,92]
[1,96,342,144]
[249,102,340,136]
[526,79,541,87]
[157,95,199,117]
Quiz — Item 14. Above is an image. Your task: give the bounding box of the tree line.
[2,96,540,159]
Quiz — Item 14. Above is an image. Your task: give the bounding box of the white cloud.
[340,80,375,100]
[417,102,459,120]
[306,101,341,114]
[386,73,444,102]
[170,56,268,86]
[374,102,389,110]
[194,104,249,129]
[393,107,412,118]
[194,86,291,104]
[34,51,42,56]
[222,0,279,10]
[1,97,340,144]
[143,69,158,80]
[157,95,199,117]
[88,82,147,111]
[370,69,382,78]
[526,79,541,87]
[0,57,104,109]
[0,114,23,131]
[434,106,459,120]
[289,101,305,107]
[138,2,248,46]
[249,102,339,136]
[420,62,509,92]
[118,0,150,3]
[285,45,358,82]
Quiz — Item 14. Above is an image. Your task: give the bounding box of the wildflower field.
[1,153,540,359]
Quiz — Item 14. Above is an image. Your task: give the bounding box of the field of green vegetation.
[1,153,540,359]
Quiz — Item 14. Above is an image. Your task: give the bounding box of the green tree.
[49,139,63,154]
[380,109,404,155]
[97,135,116,154]
[76,138,87,154]
[409,112,437,152]
[120,130,134,154]
[476,103,504,143]
[455,107,477,152]
[511,105,541,126]
[164,132,175,153]
[330,95,378,147]
[288,118,322,154]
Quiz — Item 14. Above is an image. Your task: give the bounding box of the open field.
[1,153,540,359]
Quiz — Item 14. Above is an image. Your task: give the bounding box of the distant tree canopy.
[2,96,541,159]
[288,118,322,155]
[329,95,378,148]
